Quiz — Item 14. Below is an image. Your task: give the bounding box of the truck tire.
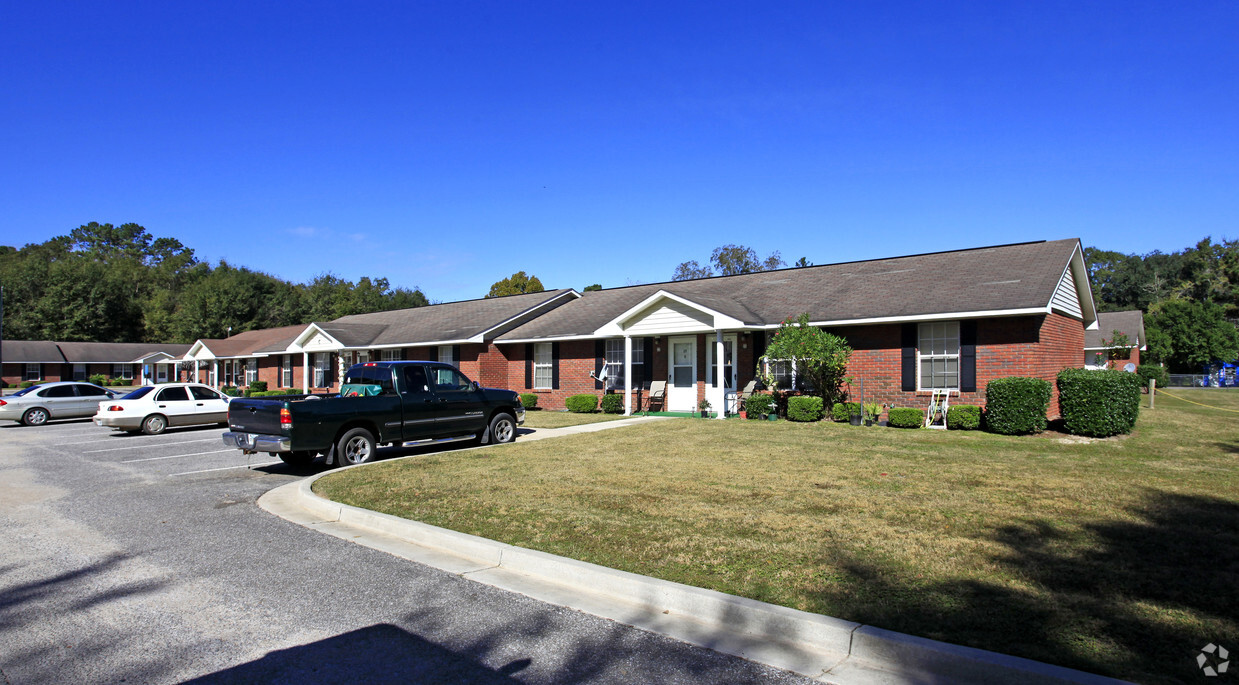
[488,412,516,444]
[336,427,377,466]
[278,451,315,467]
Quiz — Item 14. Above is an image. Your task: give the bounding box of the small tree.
[760,313,852,406]
[1101,329,1132,366]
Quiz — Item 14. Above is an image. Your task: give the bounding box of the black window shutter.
[595,339,606,390]
[452,345,461,366]
[642,337,655,388]
[525,344,533,388]
[901,324,917,392]
[551,342,560,389]
[960,320,977,393]
[753,331,767,361]
[400,347,408,361]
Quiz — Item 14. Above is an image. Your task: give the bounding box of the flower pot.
[700,411,708,418]
[767,413,778,421]
[849,414,862,426]
[739,411,747,419]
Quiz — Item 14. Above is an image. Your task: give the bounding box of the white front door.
[668,337,697,412]
[156,364,169,383]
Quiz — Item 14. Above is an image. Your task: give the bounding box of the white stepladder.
[925,389,950,429]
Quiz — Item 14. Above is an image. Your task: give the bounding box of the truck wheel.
[278,451,315,467]
[21,408,49,426]
[488,413,516,444]
[337,428,376,466]
[141,414,167,435]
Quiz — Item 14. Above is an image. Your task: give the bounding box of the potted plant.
[849,403,862,426]
[863,402,882,426]
[698,398,711,418]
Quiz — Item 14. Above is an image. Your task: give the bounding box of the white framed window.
[760,358,795,390]
[245,359,258,385]
[438,345,455,366]
[605,338,644,389]
[707,338,736,390]
[314,353,331,388]
[112,363,134,380]
[533,343,553,389]
[354,350,370,365]
[919,322,960,390]
[281,356,293,387]
[381,348,401,362]
[24,364,41,381]
[73,364,86,381]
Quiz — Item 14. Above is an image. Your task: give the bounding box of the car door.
[74,384,113,417]
[397,364,439,441]
[153,386,193,426]
[188,385,229,424]
[426,364,487,436]
[38,385,80,418]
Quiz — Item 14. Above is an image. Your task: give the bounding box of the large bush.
[1057,368,1142,437]
[565,394,599,413]
[89,373,108,386]
[743,393,775,418]
[984,377,1051,435]
[831,402,860,422]
[519,393,539,409]
[760,313,852,406]
[1135,365,1169,390]
[600,393,624,414]
[19,381,35,388]
[887,407,923,428]
[248,380,268,392]
[786,396,824,422]
[946,405,982,430]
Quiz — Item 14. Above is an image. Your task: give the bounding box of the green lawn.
[316,388,1239,684]
[520,410,630,429]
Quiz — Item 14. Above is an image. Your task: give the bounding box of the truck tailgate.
[227,398,287,435]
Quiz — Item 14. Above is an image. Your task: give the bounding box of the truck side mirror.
[472,381,480,392]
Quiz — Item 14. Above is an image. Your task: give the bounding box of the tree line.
[0,222,428,344]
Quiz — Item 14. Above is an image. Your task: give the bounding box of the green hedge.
[222,386,242,397]
[1057,368,1142,437]
[19,381,35,388]
[946,405,982,430]
[89,374,108,386]
[887,407,923,428]
[984,376,1051,435]
[744,393,775,418]
[248,380,268,392]
[1135,365,1169,389]
[600,393,624,414]
[786,396,824,422]
[519,393,539,409]
[831,402,860,422]
[565,394,599,413]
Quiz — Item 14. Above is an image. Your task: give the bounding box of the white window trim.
[112,363,134,380]
[24,363,41,381]
[314,353,331,388]
[246,359,258,386]
[917,321,961,392]
[605,338,644,389]
[281,356,293,388]
[706,336,737,390]
[381,348,401,362]
[533,342,553,390]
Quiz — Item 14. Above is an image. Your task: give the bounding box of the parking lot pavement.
[0,419,817,685]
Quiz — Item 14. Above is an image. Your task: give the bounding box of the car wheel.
[21,408,49,426]
[278,451,315,466]
[141,414,168,435]
[488,412,516,444]
[336,427,376,466]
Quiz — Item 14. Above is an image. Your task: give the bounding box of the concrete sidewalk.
[258,416,1130,685]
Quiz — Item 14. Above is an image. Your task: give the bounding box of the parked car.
[0,382,118,426]
[93,383,232,435]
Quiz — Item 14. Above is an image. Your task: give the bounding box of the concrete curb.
[260,469,1130,685]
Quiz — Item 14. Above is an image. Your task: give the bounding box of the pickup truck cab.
[222,361,525,467]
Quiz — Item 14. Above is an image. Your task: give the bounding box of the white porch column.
[714,329,726,419]
[623,335,633,416]
[302,352,311,391]
[213,361,220,389]
[193,360,199,383]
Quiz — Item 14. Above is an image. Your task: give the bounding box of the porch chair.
[644,380,666,415]
[734,379,757,415]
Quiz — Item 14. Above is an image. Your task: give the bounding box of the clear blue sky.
[2,2,1235,303]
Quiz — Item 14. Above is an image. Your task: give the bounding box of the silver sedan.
[0,382,118,426]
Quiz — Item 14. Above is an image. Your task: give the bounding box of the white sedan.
[94,383,231,435]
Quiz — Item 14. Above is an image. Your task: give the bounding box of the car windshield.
[121,386,155,400]
[10,386,40,397]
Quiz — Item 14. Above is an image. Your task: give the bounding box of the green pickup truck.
[222,361,525,467]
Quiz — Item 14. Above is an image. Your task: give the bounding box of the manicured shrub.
[89,374,108,386]
[984,377,1051,435]
[786,396,824,422]
[1135,364,1169,390]
[248,380,268,392]
[222,386,242,397]
[519,393,539,410]
[831,402,860,422]
[565,393,599,413]
[600,393,624,414]
[1057,368,1142,438]
[20,381,35,388]
[946,405,982,430]
[744,393,775,418]
[887,407,923,428]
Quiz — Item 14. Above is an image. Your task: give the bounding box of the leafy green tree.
[672,260,713,281]
[1145,299,1239,372]
[486,271,544,298]
[760,313,852,405]
[672,245,785,281]
[583,283,602,292]
[794,257,812,268]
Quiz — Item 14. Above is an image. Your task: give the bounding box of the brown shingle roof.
[1085,310,1146,349]
[497,240,1085,340]
[198,324,308,358]
[0,340,66,363]
[329,289,577,346]
[54,341,192,363]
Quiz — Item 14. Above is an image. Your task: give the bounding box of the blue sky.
[2,2,1235,303]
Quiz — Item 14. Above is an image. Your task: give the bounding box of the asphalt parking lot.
[0,416,814,685]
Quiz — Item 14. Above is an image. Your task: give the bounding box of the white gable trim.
[595,290,746,336]
[289,324,345,353]
[185,341,217,360]
[1065,243,1098,329]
